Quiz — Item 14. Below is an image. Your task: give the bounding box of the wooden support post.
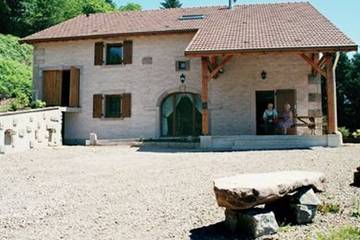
[201,57,209,135]
[326,55,337,134]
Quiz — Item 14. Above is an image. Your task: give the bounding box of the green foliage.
[0,34,32,111]
[0,34,32,64]
[338,127,350,138]
[30,100,46,109]
[160,0,182,9]
[353,130,360,139]
[352,200,360,218]
[336,53,360,132]
[316,226,360,240]
[0,0,118,37]
[119,3,142,11]
[318,203,341,214]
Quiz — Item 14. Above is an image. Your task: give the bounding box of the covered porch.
[187,50,346,150]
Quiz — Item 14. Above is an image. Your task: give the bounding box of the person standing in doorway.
[263,103,278,135]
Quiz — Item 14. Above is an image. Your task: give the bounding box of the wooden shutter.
[94,42,104,65]
[93,94,103,118]
[69,66,80,107]
[121,93,131,118]
[43,70,62,106]
[123,40,133,64]
[276,89,296,116]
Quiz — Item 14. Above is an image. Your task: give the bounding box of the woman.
[279,103,294,135]
[263,103,278,135]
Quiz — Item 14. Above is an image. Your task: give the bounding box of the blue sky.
[114,0,359,49]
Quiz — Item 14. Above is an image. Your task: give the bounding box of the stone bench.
[213,171,326,238]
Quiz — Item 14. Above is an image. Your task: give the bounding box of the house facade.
[22,3,357,147]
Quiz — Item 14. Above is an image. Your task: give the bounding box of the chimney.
[228,0,236,9]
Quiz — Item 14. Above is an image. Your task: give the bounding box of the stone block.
[26,126,32,133]
[327,133,342,147]
[0,145,4,154]
[50,116,59,122]
[308,93,321,102]
[89,133,98,146]
[18,129,25,138]
[13,118,18,127]
[308,74,321,84]
[214,171,325,209]
[290,204,317,224]
[225,208,279,238]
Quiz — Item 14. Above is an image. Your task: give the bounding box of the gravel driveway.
[0,145,359,239]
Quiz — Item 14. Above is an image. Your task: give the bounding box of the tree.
[160,0,182,9]
[119,3,142,11]
[0,0,117,37]
[335,53,360,131]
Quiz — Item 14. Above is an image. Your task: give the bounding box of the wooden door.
[43,70,62,106]
[69,66,80,107]
[276,89,296,116]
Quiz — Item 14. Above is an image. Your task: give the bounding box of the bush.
[0,34,32,109]
[339,127,350,138]
[30,100,46,109]
[316,226,360,240]
[353,130,360,139]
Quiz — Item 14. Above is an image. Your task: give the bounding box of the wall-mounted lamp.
[261,70,267,80]
[180,73,186,84]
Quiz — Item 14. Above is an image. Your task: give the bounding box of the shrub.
[30,100,46,109]
[338,127,350,138]
[353,130,360,139]
[316,226,360,240]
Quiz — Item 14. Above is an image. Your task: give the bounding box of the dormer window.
[179,14,205,20]
[106,43,123,65]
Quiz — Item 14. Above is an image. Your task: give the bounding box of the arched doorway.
[161,93,202,137]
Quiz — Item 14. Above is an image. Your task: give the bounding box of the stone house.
[21,2,358,149]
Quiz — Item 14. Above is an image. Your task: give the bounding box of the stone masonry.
[32,33,321,142]
[0,108,62,154]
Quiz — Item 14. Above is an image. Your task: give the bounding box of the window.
[176,60,190,71]
[179,14,205,20]
[105,95,122,118]
[106,44,123,65]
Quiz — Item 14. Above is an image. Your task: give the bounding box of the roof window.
[179,14,205,20]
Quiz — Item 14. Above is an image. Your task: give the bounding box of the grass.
[316,226,360,240]
[352,200,360,219]
[318,202,341,214]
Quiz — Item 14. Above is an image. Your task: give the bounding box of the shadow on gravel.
[189,221,254,240]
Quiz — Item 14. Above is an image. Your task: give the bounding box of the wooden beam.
[300,53,326,78]
[201,57,209,135]
[325,55,337,134]
[209,55,233,80]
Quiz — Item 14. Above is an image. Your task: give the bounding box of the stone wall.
[0,108,62,154]
[32,33,322,142]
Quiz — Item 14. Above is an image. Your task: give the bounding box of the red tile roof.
[21,2,357,54]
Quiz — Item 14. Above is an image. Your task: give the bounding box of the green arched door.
[161,93,202,137]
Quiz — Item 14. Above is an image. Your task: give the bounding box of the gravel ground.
[0,145,359,240]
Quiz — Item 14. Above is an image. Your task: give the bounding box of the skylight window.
[179,14,205,20]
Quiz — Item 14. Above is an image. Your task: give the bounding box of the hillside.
[0,34,32,111]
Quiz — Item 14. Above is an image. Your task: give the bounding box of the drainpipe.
[332,51,340,133]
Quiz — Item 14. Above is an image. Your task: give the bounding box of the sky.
[114,0,360,50]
